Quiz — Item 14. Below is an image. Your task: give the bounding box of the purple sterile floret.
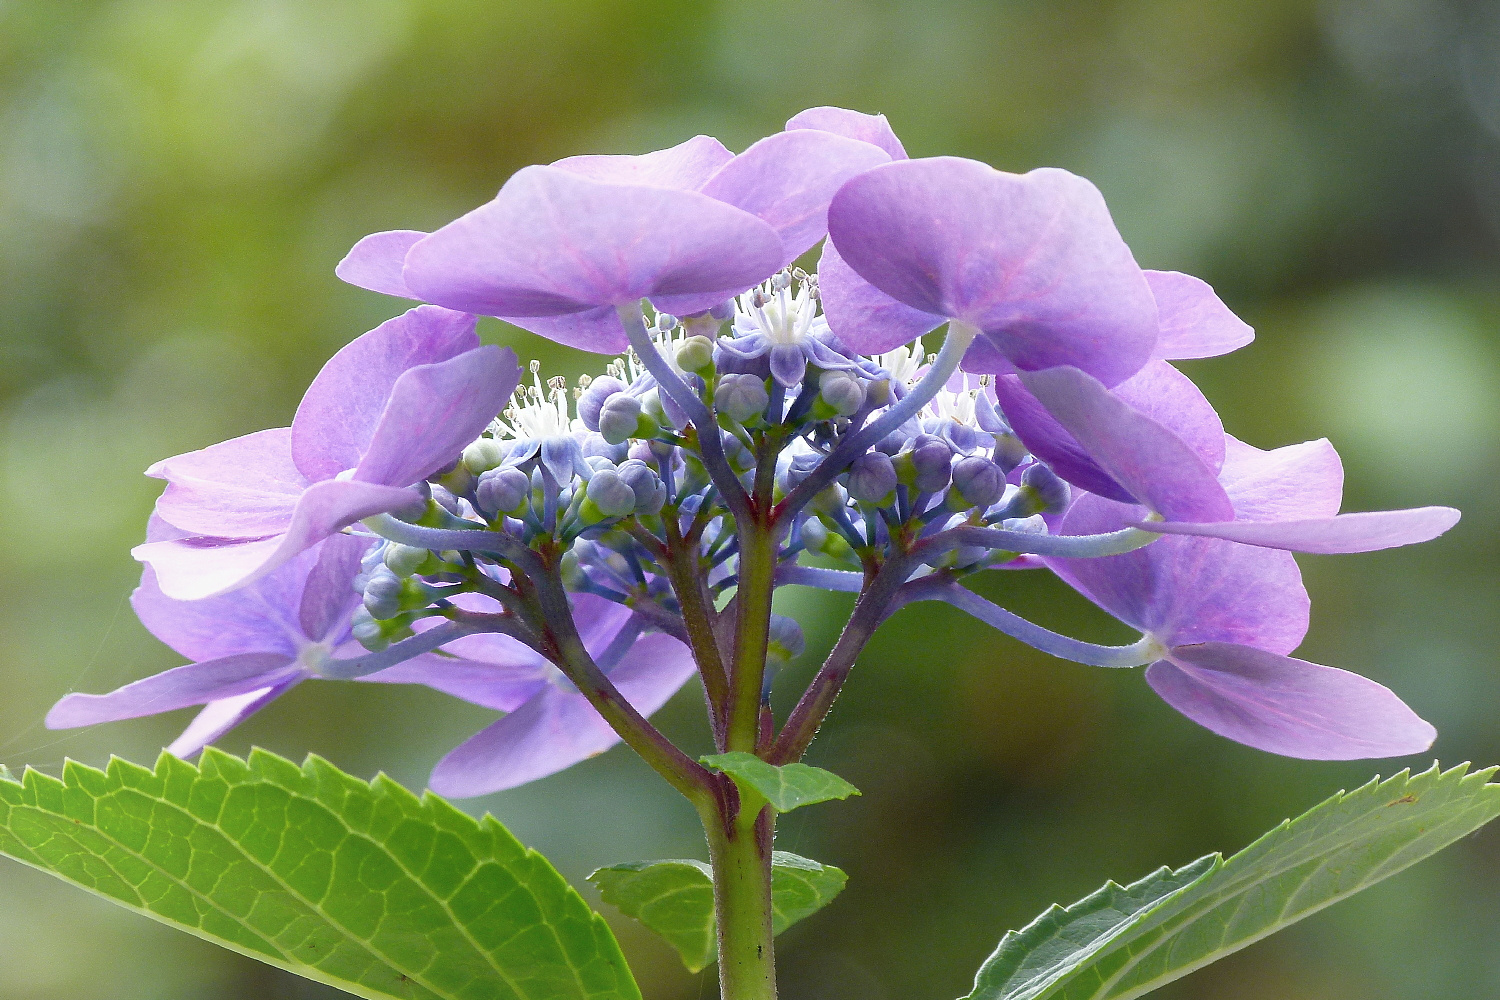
[134,306,519,600]
[823,157,1158,387]
[47,533,370,757]
[786,106,909,161]
[1049,468,1434,759]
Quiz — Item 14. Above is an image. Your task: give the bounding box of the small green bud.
[462,437,508,475]
[675,335,715,373]
[382,542,429,577]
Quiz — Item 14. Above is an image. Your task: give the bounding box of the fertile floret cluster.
[51,107,1460,804]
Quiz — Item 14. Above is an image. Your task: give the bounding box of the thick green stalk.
[702,794,777,1000]
[727,522,776,751]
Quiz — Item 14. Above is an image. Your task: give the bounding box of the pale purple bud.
[768,614,806,661]
[798,516,829,553]
[848,451,898,505]
[715,373,770,423]
[586,468,638,518]
[578,375,628,431]
[476,466,530,517]
[430,484,463,515]
[908,434,954,492]
[617,458,667,514]
[951,456,1004,509]
[1021,463,1071,514]
[598,392,644,445]
[363,568,405,620]
[819,370,865,416]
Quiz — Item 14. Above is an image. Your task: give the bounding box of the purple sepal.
[699,130,891,267]
[1134,507,1462,554]
[46,652,300,728]
[1017,366,1232,522]
[1148,642,1435,759]
[402,166,784,353]
[428,632,696,797]
[826,158,1158,386]
[817,239,942,355]
[1146,270,1254,360]
[552,134,734,189]
[335,230,427,298]
[786,106,908,161]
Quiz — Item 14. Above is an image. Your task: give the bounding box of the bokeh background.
[2,1,1498,997]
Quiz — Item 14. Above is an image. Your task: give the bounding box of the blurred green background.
[2,1,1498,997]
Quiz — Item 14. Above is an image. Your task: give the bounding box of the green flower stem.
[702,791,778,1000]
[727,520,777,752]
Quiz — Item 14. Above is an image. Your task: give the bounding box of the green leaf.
[0,749,640,1000]
[699,752,859,812]
[589,851,846,973]
[966,763,1500,1000]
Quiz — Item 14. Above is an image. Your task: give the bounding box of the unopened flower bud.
[675,335,714,373]
[714,373,769,423]
[950,456,1004,509]
[430,484,463,515]
[617,459,667,514]
[1020,463,1070,514]
[907,434,953,492]
[767,615,806,662]
[475,466,530,517]
[585,468,638,519]
[351,606,388,651]
[363,568,405,620]
[655,311,679,331]
[578,375,627,432]
[597,392,645,445]
[798,516,829,553]
[994,431,1029,473]
[847,452,898,505]
[382,542,429,577]
[709,300,736,321]
[818,370,865,417]
[462,437,508,475]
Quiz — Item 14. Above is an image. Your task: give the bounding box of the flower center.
[493,361,577,441]
[735,270,821,347]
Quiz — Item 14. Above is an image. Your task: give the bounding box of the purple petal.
[699,130,891,266]
[136,479,419,600]
[402,166,783,346]
[817,238,942,355]
[769,344,808,388]
[1148,642,1435,759]
[827,159,1157,386]
[1019,366,1232,521]
[551,135,734,190]
[335,230,426,298]
[132,553,314,663]
[168,679,302,758]
[46,652,299,728]
[353,345,519,488]
[1051,493,1309,654]
[1134,507,1462,554]
[1146,270,1254,360]
[573,592,636,653]
[503,306,630,355]
[428,632,695,796]
[958,335,1017,375]
[150,428,305,538]
[1219,436,1342,521]
[297,533,372,644]
[292,306,482,482]
[362,653,548,713]
[786,106,908,160]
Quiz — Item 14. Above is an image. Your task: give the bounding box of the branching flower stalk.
[48,107,1463,999]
